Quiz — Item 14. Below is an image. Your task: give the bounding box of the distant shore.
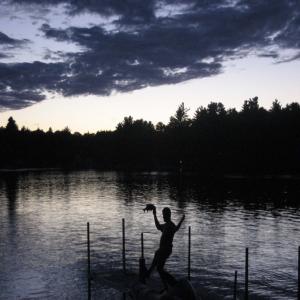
[1,168,300,181]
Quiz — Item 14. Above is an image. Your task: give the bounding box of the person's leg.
[157,256,168,290]
[159,269,177,287]
[146,250,159,278]
[157,249,177,289]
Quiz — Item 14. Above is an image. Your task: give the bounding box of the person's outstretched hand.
[176,213,185,231]
[153,205,157,215]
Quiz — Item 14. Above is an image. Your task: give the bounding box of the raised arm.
[153,206,162,231]
[176,214,185,231]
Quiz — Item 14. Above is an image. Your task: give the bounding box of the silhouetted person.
[146,206,185,291]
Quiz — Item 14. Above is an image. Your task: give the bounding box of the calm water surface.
[0,171,299,299]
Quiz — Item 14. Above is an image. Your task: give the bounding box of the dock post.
[122,218,126,274]
[141,232,144,259]
[298,246,300,300]
[87,222,91,300]
[139,232,146,283]
[188,226,191,281]
[123,292,126,300]
[233,270,237,300]
[245,248,249,300]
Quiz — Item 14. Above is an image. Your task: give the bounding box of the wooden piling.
[298,246,300,300]
[139,232,146,283]
[87,222,91,300]
[188,226,191,281]
[123,292,126,300]
[122,218,126,274]
[245,248,249,300]
[141,232,144,259]
[233,270,237,300]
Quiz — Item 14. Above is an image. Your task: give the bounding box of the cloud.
[0,53,10,59]
[0,90,45,110]
[7,0,156,23]
[0,32,29,62]
[0,61,65,110]
[1,0,300,110]
[40,23,223,96]
[0,31,27,45]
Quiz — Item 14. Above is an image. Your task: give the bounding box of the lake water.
[0,170,299,299]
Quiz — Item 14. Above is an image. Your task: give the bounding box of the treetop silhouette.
[1,97,300,174]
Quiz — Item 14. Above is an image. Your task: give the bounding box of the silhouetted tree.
[207,102,226,116]
[6,117,18,132]
[116,116,133,131]
[271,100,282,113]
[168,102,191,128]
[0,97,300,174]
[116,116,154,135]
[156,122,166,132]
[242,97,260,113]
[284,102,300,113]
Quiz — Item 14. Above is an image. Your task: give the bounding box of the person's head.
[162,207,171,222]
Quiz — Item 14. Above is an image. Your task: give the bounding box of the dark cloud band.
[1,0,300,110]
[0,32,27,45]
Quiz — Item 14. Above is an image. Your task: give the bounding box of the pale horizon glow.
[1,1,300,133]
[0,55,299,133]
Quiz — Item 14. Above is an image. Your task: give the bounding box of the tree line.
[1,97,300,174]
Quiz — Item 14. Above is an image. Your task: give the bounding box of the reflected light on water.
[0,171,299,299]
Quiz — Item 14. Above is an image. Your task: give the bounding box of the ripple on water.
[0,171,299,300]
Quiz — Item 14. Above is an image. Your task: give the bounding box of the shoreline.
[0,168,300,180]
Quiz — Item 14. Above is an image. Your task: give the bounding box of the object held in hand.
[143,204,156,213]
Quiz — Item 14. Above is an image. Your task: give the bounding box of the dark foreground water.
[0,170,299,299]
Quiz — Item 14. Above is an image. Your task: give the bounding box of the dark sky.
[0,0,300,112]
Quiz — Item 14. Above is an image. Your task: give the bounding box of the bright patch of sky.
[1,55,299,133]
[0,0,299,132]
[0,2,118,63]
[155,2,194,18]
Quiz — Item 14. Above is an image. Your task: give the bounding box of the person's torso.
[160,221,176,249]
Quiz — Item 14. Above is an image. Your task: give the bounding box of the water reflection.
[4,173,18,223]
[0,171,299,300]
